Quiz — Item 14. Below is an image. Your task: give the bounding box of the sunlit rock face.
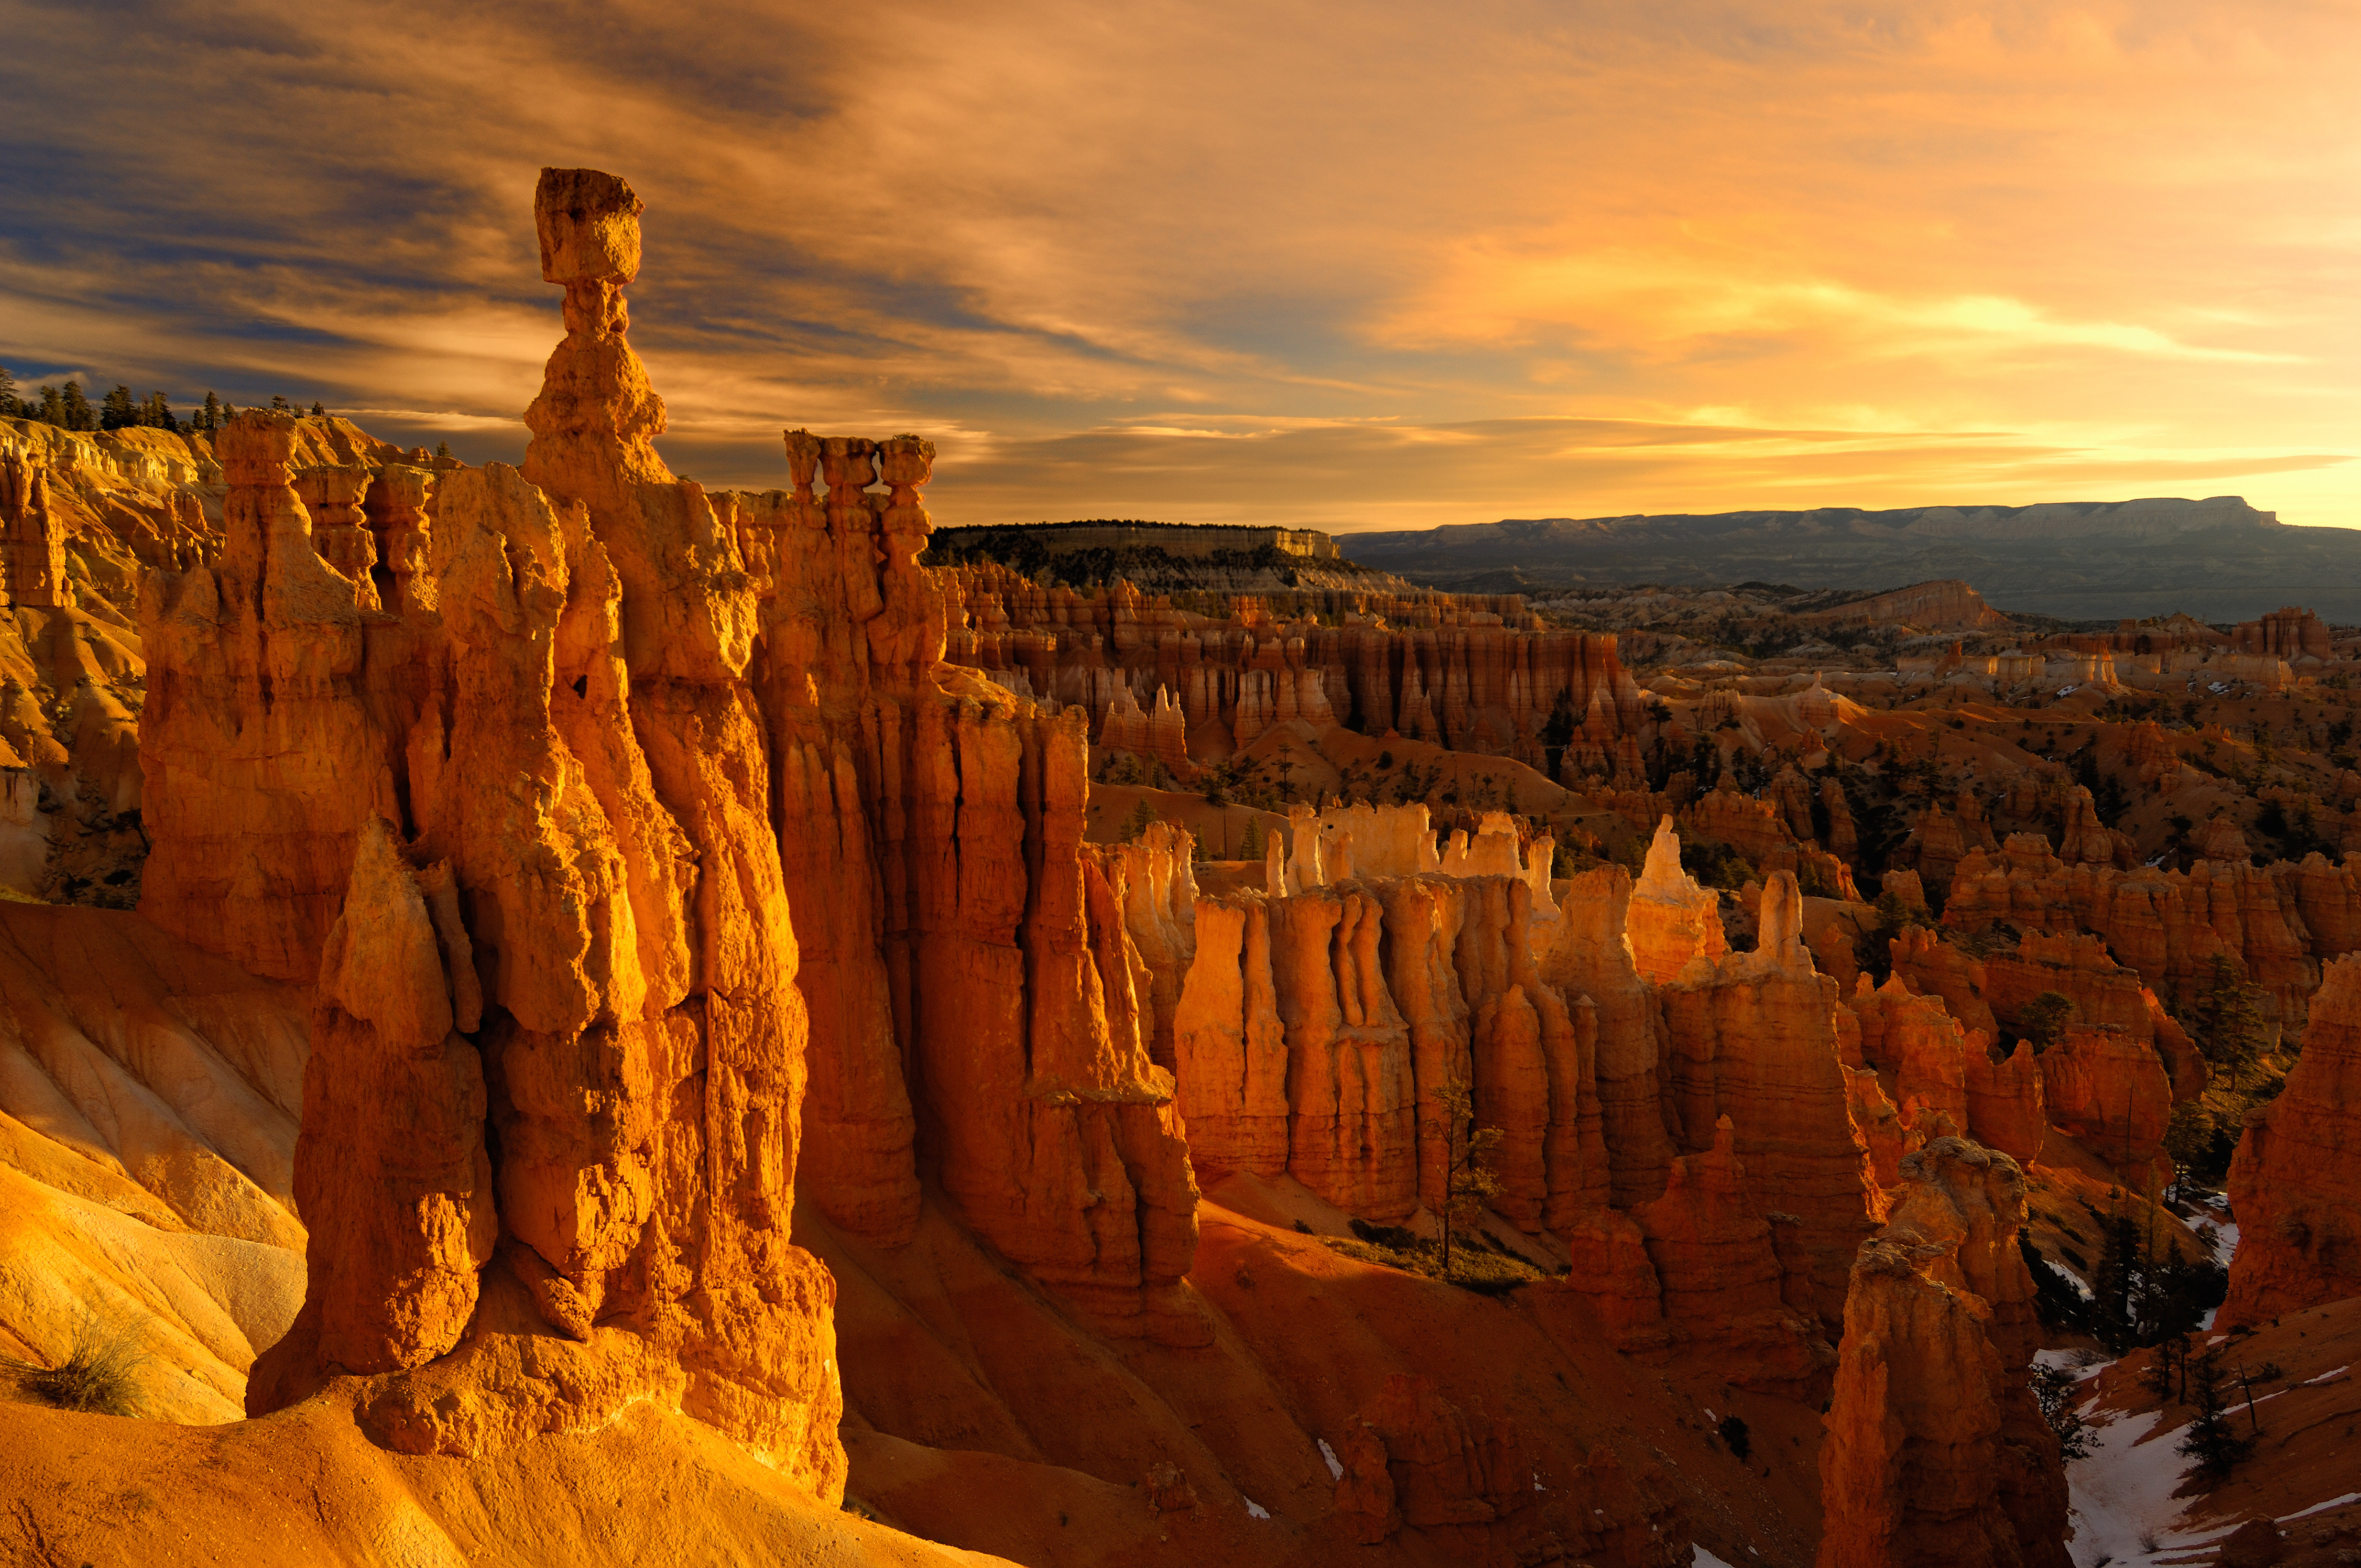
[1816,1140,2068,1568]
[1628,815,1728,983]
[2223,951,2361,1327]
[1656,872,1881,1339]
[157,168,847,1493]
[940,565,1647,771]
[153,166,1213,1509]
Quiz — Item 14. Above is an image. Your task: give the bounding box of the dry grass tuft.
[3,1312,149,1416]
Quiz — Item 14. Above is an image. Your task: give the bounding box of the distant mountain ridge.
[1342,496,2361,622]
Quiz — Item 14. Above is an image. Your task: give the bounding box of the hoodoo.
[2222,952,2361,1326]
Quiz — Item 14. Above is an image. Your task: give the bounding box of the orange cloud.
[0,0,2353,527]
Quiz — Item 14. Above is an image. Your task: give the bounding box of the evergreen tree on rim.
[2175,1344,2256,1479]
[2191,955,2267,1091]
[1422,1078,1504,1273]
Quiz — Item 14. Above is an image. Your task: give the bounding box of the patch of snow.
[2145,1521,2244,1565]
[2034,1348,2108,1380]
[1318,1438,1343,1480]
[1244,1498,1271,1520]
[1693,1548,1739,1568]
[2195,1219,2239,1267]
[2281,1490,2361,1523]
[1532,1467,1546,1493]
[2065,1398,2217,1567]
[2300,1365,2349,1386]
[1704,1407,1717,1423]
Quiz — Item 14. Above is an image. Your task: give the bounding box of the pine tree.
[2175,1344,2256,1479]
[435,440,451,461]
[99,384,138,430]
[1238,816,1264,864]
[2141,1334,2185,1402]
[2031,1364,2093,1459]
[269,394,292,412]
[35,386,66,426]
[2152,1245,2229,1340]
[2089,1202,2140,1350]
[2164,1102,2214,1199]
[59,382,96,431]
[309,401,326,417]
[2193,956,2266,1091]
[1422,1078,1504,1275]
[0,362,17,417]
[199,392,222,433]
[1121,798,1157,842]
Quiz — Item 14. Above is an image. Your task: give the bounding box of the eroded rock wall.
[2223,952,2361,1325]
[1815,1140,2068,1568]
[942,567,1645,767]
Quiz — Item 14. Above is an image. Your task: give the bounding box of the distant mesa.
[1343,497,2361,623]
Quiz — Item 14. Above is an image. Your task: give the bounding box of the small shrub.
[2020,991,2075,1054]
[1324,1222,1546,1297]
[2031,1363,2093,1460]
[4,1313,148,1415]
[1348,1217,1421,1250]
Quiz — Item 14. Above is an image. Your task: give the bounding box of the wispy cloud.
[0,0,2355,525]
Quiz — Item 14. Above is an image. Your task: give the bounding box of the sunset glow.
[3,0,2356,530]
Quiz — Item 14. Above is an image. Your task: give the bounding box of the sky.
[2,0,2357,534]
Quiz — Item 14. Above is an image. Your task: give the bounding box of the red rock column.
[248,820,494,1405]
[2222,951,2361,1325]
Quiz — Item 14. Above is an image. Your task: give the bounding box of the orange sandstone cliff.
[1815,1140,2068,1568]
[2221,952,2361,1326]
